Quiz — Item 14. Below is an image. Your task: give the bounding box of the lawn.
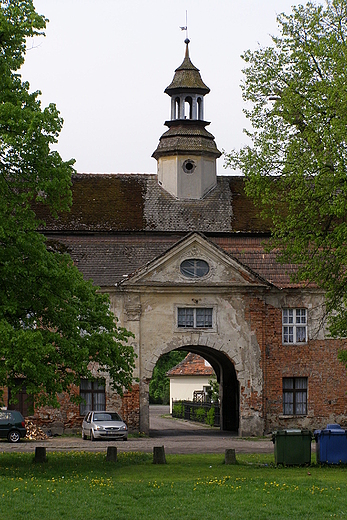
[0,451,345,519]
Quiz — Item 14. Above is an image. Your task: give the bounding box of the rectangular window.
[177,308,213,328]
[8,379,34,417]
[282,308,307,344]
[80,380,105,415]
[283,377,307,415]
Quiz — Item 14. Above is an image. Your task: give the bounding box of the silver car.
[81,411,128,441]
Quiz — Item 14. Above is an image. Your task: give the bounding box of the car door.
[0,411,11,439]
[83,412,92,437]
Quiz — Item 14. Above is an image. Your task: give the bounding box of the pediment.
[120,233,271,288]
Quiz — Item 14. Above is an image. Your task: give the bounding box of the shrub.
[195,408,206,423]
[206,407,215,426]
[172,401,184,418]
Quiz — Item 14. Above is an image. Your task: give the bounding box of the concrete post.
[34,447,47,463]
[153,446,166,464]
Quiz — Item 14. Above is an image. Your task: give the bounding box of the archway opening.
[149,350,188,405]
[184,96,192,119]
[150,346,239,433]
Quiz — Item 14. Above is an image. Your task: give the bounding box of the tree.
[149,351,187,405]
[226,0,347,354]
[0,0,136,409]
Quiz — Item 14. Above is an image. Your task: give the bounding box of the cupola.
[152,39,221,200]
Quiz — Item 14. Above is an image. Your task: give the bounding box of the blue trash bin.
[314,424,347,464]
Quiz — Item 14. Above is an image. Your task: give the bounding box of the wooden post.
[106,446,118,462]
[153,446,166,464]
[34,447,47,463]
[225,448,237,465]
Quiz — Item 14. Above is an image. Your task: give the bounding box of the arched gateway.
[112,232,268,437]
[168,345,240,432]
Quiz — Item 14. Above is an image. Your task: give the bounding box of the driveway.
[0,405,274,455]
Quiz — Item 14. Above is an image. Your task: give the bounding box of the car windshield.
[93,413,121,422]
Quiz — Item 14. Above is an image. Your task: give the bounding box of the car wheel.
[8,430,20,443]
[123,437,128,441]
[81,430,86,440]
[91,430,95,441]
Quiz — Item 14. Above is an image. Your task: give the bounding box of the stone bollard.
[106,446,118,462]
[225,448,237,465]
[34,447,47,463]
[153,446,166,464]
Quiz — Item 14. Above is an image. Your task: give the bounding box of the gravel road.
[0,405,274,455]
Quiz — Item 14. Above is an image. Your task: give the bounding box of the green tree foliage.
[0,1,136,409]
[226,1,347,353]
[149,351,187,405]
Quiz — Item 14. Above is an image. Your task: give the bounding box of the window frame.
[175,306,216,332]
[180,259,210,279]
[282,308,307,344]
[282,377,308,415]
[80,379,106,416]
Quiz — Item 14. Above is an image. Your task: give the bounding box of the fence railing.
[172,400,220,428]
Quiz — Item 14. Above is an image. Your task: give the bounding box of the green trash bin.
[272,429,312,465]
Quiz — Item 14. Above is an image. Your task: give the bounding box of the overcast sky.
[21,0,310,174]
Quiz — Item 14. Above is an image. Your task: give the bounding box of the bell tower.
[152,39,221,200]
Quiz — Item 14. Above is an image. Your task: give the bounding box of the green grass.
[0,451,346,519]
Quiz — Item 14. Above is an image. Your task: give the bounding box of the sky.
[21,0,306,175]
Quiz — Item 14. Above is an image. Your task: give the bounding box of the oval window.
[180,259,209,278]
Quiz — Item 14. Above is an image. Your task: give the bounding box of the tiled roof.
[164,42,210,95]
[152,121,221,159]
[48,233,298,288]
[37,174,269,234]
[214,236,300,288]
[46,235,180,287]
[167,353,215,377]
[37,174,303,289]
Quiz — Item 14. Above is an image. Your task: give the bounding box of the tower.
[152,39,221,200]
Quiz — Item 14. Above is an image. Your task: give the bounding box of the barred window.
[177,308,213,328]
[282,308,307,344]
[283,377,307,415]
[80,380,105,415]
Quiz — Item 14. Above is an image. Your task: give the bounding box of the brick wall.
[121,384,140,432]
[263,305,347,433]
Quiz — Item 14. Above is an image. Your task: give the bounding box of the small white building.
[167,353,215,413]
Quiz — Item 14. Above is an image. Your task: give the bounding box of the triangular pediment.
[120,233,271,288]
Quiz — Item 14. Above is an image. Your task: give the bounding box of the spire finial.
[180,10,189,42]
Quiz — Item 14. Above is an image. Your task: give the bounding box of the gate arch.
[150,345,239,433]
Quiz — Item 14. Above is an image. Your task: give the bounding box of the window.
[282,308,307,344]
[8,379,34,417]
[180,259,209,278]
[177,308,213,328]
[283,377,307,415]
[80,380,105,415]
[182,159,196,174]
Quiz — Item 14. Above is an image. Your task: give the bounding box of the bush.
[172,402,184,418]
[206,407,215,426]
[195,408,206,423]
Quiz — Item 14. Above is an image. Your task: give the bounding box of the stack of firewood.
[25,419,48,440]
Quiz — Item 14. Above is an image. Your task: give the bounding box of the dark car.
[0,410,27,443]
[82,411,128,441]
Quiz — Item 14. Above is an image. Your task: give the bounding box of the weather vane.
[180,10,189,41]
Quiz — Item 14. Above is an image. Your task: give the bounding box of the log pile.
[25,419,48,440]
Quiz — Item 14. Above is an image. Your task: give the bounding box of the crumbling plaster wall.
[110,287,265,436]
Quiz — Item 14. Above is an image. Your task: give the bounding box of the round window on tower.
[180,259,209,278]
[182,159,196,174]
